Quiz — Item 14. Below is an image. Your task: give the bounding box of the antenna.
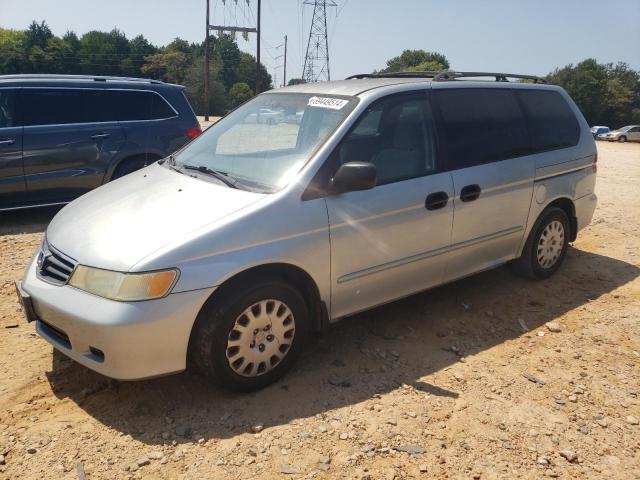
[302,0,336,82]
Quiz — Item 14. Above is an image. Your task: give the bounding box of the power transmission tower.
[302,0,336,82]
[204,0,262,105]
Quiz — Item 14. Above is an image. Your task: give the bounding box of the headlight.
[68,266,178,301]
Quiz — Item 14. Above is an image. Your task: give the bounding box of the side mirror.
[329,162,377,194]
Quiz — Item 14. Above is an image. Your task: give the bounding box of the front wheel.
[511,207,570,279]
[189,280,310,391]
[618,136,627,143]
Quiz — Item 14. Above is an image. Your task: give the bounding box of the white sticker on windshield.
[307,96,349,110]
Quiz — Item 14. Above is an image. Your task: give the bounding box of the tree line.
[1,23,638,127]
[380,50,640,128]
[0,21,273,115]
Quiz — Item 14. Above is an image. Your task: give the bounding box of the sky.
[1,0,639,85]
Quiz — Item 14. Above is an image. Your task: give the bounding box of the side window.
[151,93,177,119]
[0,89,16,128]
[337,94,437,185]
[21,89,86,126]
[104,90,175,121]
[434,88,529,169]
[516,89,580,152]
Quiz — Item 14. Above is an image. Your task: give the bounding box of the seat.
[370,113,425,183]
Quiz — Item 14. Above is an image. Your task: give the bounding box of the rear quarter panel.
[519,86,597,251]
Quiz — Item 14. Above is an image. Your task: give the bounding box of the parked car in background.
[17,72,597,391]
[0,74,201,211]
[590,125,610,139]
[598,125,640,142]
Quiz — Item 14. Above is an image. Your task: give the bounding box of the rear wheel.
[618,135,627,143]
[189,279,310,391]
[111,155,155,180]
[511,207,570,279]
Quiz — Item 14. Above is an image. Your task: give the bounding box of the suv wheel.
[111,155,152,180]
[511,207,570,279]
[189,279,310,391]
[617,135,627,143]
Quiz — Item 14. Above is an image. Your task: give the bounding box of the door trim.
[337,225,522,284]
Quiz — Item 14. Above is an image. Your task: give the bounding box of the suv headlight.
[68,266,179,301]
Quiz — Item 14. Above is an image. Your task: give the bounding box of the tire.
[511,207,570,279]
[189,279,310,392]
[618,136,627,143]
[111,155,151,180]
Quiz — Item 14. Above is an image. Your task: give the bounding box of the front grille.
[38,243,77,285]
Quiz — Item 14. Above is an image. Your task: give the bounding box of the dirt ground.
[0,142,639,480]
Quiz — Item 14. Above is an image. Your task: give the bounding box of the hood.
[46,163,265,271]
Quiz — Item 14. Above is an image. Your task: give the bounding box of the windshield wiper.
[181,164,239,189]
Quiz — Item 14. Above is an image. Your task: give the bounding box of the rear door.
[21,88,125,204]
[433,87,534,282]
[0,88,25,209]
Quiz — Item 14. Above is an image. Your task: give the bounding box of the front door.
[0,88,25,209]
[325,92,454,319]
[20,88,125,204]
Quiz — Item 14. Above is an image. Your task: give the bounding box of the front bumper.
[21,255,215,380]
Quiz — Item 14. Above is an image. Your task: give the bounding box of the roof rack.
[346,70,547,84]
[0,74,165,85]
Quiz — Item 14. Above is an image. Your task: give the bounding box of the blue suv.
[0,75,201,211]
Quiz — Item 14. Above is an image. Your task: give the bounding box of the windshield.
[173,93,357,192]
[619,126,632,132]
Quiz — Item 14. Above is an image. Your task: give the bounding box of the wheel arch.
[544,197,577,242]
[105,152,164,182]
[187,262,328,357]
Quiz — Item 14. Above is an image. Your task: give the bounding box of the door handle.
[91,133,110,140]
[460,184,481,202]
[425,191,449,210]
[0,139,15,146]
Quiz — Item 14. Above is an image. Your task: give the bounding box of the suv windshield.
[172,93,357,192]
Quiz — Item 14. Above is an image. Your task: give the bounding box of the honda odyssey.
[16,71,598,391]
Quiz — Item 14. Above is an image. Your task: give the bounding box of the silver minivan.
[17,72,598,391]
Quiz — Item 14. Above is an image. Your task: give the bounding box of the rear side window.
[21,89,86,126]
[516,89,579,152]
[0,89,16,128]
[103,90,176,121]
[434,88,529,169]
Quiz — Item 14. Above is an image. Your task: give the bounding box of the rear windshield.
[173,93,357,192]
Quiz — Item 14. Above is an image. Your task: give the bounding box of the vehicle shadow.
[0,206,62,236]
[45,246,639,445]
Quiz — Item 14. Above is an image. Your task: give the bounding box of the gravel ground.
[0,142,639,480]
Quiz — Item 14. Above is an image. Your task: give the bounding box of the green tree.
[287,78,306,86]
[228,82,253,109]
[234,51,272,91]
[24,20,53,50]
[547,59,640,127]
[183,56,227,115]
[141,50,190,84]
[78,29,131,76]
[0,29,27,73]
[379,49,450,73]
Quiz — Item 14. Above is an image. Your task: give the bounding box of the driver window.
[336,93,437,185]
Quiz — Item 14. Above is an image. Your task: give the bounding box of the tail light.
[186,125,202,139]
